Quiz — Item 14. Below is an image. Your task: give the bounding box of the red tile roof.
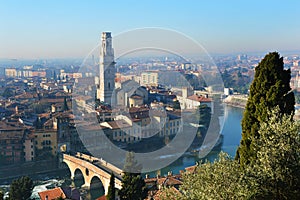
[187,94,212,102]
[96,195,107,200]
[38,187,66,200]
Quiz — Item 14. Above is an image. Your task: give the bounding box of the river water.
[154,105,244,176]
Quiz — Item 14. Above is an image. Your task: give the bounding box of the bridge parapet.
[75,152,123,176]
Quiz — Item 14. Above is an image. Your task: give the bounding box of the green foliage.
[56,196,65,200]
[184,74,206,89]
[119,152,148,200]
[107,172,116,200]
[171,152,252,200]
[248,108,300,199]
[8,176,33,200]
[0,189,3,200]
[236,52,295,167]
[221,69,235,88]
[166,108,300,199]
[119,173,148,200]
[221,68,250,94]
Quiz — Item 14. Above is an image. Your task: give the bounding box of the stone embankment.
[223,95,248,108]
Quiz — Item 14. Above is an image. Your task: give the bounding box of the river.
[153,105,244,176]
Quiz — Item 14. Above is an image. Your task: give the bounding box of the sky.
[1,0,300,59]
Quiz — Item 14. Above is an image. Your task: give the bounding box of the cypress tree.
[236,52,295,167]
[119,152,148,200]
[107,172,116,200]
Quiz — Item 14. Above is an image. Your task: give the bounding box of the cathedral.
[97,32,148,107]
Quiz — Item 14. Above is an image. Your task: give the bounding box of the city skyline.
[1,0,300,59]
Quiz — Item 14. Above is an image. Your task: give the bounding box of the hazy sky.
[1,0,300,59]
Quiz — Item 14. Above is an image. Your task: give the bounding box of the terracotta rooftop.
[75,95,93,101]
[15,92,38,99]
[100,120,131,129]
[187,94,212,102]
[130,94,143,99]
[38,187,66,200]
[152,186,181,200]
[0,121,24,131]
[185,165,197,174]
[157,177,183,186]
[96,195,107,200]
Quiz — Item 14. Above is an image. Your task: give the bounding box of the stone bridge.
[63,153,123,195]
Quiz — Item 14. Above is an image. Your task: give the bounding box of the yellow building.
[141,71,159,86]
[34,129,58,156]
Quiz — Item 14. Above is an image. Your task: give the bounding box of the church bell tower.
[97,32,116,105]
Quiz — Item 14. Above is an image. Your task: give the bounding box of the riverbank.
[223,95,247,108]
[0,159,65,184]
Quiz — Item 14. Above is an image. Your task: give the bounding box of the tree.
[248,108,300,199]
[107,172,116,200]
[0,189,4,200]
[56,196,65,200]
[221,69,235,88]
[119,174,148,200]
[236,52,295,167]
[8,176,33,200]
[164,108,300,200]
[119,152,148,200]
[164,152,253,200]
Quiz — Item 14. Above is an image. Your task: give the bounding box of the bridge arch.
[90,176,105,197]
[74,168,85,187]
[62,153,123,195]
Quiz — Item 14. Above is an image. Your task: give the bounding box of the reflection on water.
[149,105,243,176]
